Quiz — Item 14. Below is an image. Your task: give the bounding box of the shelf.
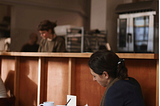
[67,34,82,37]
[84,30,107,52]
[0,52,158,59]
[66,27,84,53]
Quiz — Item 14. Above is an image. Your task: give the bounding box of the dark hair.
[88,50,128,80]
[29,33,38,39]
[38,20,57,34]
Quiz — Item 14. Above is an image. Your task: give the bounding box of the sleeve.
[38,45,41,52]
[105,87,124,106]
[0,77,8,97]
[38,39,43,52]
[56,39,66,52]
[20,44,27,52]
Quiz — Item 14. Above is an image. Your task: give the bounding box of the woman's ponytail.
[52,21,57,28]
[117,59,128,80]
[51,21,57,34]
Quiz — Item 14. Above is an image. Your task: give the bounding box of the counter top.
[0,52,158,59]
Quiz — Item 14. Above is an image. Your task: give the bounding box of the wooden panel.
[45,57,69,106]
[15,57,20,106]
[156,60,159,106]
[68,58,76,95]
[125,59,156,106]
[38,57,46,105]
[0,57,1,75]
[0,52,158,59]
[0,54,158,106]
[117,53,158,59]
[1,57,15,96]
[75,58,157,106]
[75,58,106,106]
[19,57,38,106]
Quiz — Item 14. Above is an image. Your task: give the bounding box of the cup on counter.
[39,102,54,106]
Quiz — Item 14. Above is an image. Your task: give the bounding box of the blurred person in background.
[21,32,39,52]
[38,20,66,52]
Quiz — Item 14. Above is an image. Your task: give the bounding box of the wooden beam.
[37,57,45,106]
[0,52,158,59]
[68,58,75,95]
[14,57,20,106]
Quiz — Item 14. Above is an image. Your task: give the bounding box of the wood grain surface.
[0,53,158,106]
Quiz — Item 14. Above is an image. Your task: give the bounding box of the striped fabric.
[0,77,8,98]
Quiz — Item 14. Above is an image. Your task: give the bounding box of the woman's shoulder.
[39,38,47,44]
[117,77,138,83]
[39,38,45,43]
[107,77,141,97]
[55,36,65,42]
[111,77,140,89]
[106,77,144,106]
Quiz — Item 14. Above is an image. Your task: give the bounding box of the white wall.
[0,5,8,39]
[90,0,124,52]
[0,5,9,22]
[90,0,107,30]
[1,0,153,52]
[106,0,124,52]
[123,0,133,3]
[0,0,91,51]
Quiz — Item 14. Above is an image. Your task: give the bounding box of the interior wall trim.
[0,0,88,18]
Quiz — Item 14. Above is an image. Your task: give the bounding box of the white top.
[0,77,8,98]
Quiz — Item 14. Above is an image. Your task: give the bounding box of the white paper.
[67,95,76,106]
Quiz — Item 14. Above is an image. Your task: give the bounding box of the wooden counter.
[0,52,159,106]
[0,52,158,59]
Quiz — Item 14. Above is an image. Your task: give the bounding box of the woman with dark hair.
[88,50,145,106]
[38,20,66,52]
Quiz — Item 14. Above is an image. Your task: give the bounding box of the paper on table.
[67,95,76,106]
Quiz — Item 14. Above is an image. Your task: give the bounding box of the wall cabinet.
[66,27,84,53]
[84,30,107,52]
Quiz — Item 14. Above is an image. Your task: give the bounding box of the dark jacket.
[38,36,66,52]
[105,77,145,106]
